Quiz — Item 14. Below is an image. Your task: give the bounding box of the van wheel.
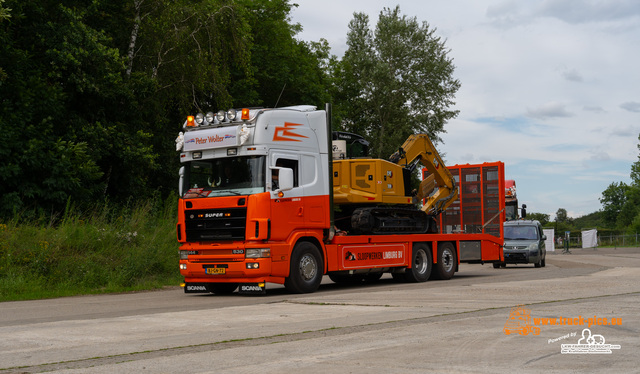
[534,257,542,268]
[541,255,546,267]
[431,242,456,280]
[404,243,432,282]
[285,242,323,293]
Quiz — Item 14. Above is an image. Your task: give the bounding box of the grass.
[0,195,183,302]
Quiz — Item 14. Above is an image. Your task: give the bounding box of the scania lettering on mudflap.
[184,284,210,293]
[238,283,266,295]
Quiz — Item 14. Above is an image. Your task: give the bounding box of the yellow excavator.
[332,133,458,234]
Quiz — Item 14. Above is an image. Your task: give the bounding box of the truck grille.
[185,208,247,241]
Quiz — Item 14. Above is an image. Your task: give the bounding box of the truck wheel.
[404,243,432,282]
[431,242,456,280]
[493,263,501,269]
[285,241,323,293]
[209,283,238,295]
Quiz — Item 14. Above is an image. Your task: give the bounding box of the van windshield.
[504,225,538,240]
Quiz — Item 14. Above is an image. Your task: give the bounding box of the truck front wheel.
[285,241,324,293]
[404,243,432,282]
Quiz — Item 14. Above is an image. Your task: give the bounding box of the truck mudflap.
[183,283,211,293]
[182,282,267,295]
[238,282,267,295]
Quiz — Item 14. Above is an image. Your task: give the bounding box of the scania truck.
[176,104,504,294]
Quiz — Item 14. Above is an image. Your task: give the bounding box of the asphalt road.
[1,247,638,373]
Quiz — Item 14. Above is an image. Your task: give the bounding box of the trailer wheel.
[209,283,238,295]
[285,241,323,293]
[404,243,432,282]
[431,242,456,280]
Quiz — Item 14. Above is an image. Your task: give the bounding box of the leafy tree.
[332,6,460,158]
[527,212,550,225]
[599,181,629,227]
[229,0,332,108]
[617,187,640,228]
[630,134,640,186]
[0,0,332,219]
[572,211,603,229]
[555,208,568,223]
[0,0,9,20]
[0,2,115,215]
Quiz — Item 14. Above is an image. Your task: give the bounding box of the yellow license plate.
[205,267,226,275]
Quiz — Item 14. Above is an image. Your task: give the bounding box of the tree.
[600,181,629,227]
[0,0,332,218]
[229,0,332,108]
[555,208,568,223]
[527,212,550,226]
[630,134,640,186]
[332,6,460,158]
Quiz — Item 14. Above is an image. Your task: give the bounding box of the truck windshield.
[504,226,538,240]
[182,156,266,198]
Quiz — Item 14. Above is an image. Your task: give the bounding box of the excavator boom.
[389,134,458,215]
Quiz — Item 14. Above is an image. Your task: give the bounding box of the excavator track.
[350,206,438,235]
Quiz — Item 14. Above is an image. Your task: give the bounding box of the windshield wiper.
[214,190,242,196]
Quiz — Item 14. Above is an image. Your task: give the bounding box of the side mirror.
[542,235,547,241]
[521,204,527,219]
[276,168,293,192]
[178,166,185,196]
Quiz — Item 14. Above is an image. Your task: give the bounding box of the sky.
[290,0,640,219]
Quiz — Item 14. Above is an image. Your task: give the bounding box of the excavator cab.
[332,132,369,159]
[331,133,458,235]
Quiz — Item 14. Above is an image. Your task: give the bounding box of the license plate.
[205,267,226,275]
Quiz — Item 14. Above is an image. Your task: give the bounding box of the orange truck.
[175,105,504,294]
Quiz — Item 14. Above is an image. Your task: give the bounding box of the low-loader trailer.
[176,105,504,294]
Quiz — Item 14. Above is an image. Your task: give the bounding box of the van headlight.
[528,243,539,255]
[246,248,271,258]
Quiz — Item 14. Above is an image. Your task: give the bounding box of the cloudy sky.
[290,0,640,219]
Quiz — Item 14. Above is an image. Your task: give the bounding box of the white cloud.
[533,0,640,24]
[526,102,573,119]
[620,101,640,113]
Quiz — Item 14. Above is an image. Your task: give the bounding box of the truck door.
[269,153,304,240]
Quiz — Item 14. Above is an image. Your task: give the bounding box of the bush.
[0,194,182,301]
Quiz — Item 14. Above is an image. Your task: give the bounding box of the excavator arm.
[389,134,458,215]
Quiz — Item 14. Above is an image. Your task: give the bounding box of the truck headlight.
[205,111,215,124]
[246,248,270,258]
[195,113,204,125]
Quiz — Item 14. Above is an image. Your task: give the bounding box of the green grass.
[0,195,183,302]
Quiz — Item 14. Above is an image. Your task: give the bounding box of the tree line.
[0,0,459,219]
